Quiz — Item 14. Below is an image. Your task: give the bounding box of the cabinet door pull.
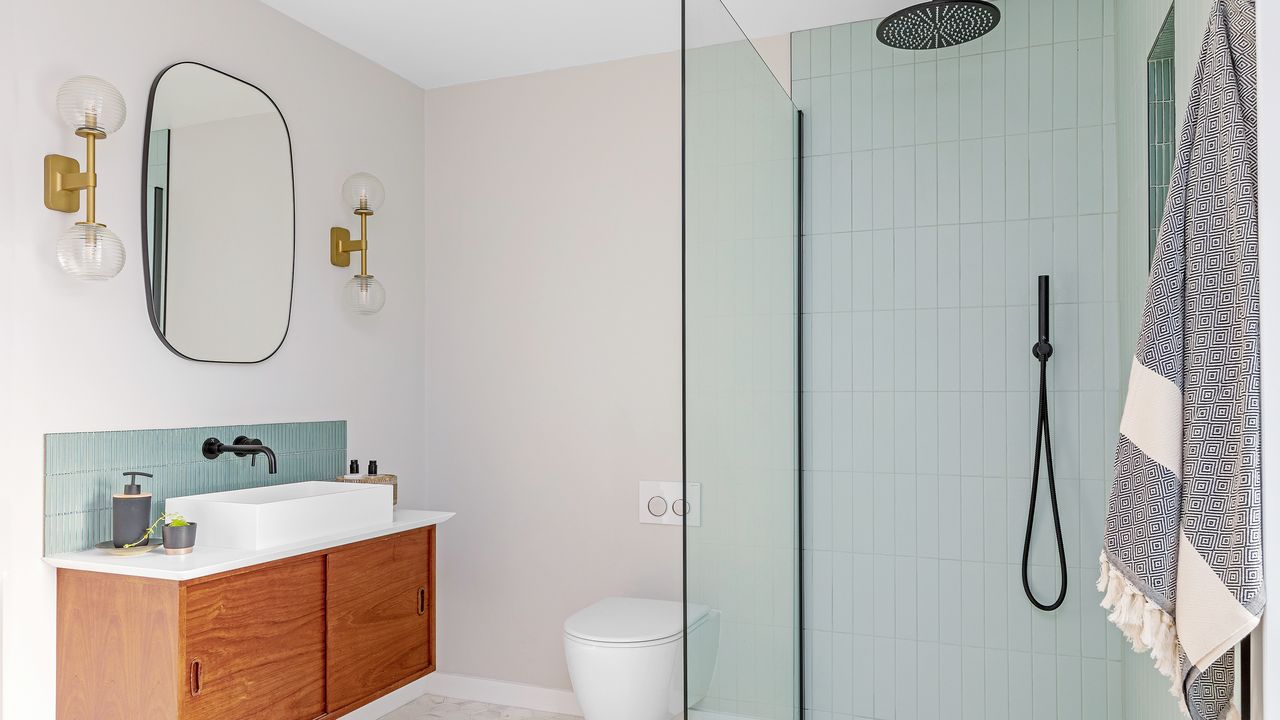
[417,586,427,616]
[190,659,203,697]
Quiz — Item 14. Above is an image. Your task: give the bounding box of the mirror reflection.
[143,62,294,363]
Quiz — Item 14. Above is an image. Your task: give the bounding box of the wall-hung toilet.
[564,597,720,720]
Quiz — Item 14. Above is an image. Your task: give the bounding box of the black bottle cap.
[123,471,153,495]
[368,460,378,475]
[350,459,360,474]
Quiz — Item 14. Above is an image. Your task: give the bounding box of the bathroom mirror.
[142,62,295,363]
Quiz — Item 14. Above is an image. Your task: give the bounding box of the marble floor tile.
[379,694,581,720]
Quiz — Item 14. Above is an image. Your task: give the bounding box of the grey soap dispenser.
[113,471,153,548]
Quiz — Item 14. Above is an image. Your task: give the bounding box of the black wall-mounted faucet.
[202,436,278,474]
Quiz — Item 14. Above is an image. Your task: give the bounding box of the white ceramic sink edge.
[165,480,394,551]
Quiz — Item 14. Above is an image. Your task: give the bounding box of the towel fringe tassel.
[1097,553,1184,705]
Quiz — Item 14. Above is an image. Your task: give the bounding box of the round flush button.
[647,496,668,517]
[672,499,691,516]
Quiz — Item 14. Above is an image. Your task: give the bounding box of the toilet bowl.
[564,597,720,720]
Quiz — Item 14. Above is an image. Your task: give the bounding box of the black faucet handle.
[123,471,154,479]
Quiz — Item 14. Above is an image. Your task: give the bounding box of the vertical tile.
[851,72,873,152]
[852,232,875,310]
[793,30,812,81]
[1028,131,1054,219]
[1052,42,1078,130]
[1077,38,1103,126]
[959,225,984,308]
[1005,48,1030,134]
[982,52,1006,137]
[983,137,1007,222]
[874,637,897,718]
[1028,45,1053,133]
[873,149,895,229]
[832,152,854,233]
[1053,0,1077,43]
[916,145,939,227]
[851,21,873,72]
[830,23,851,73]
[1006,135,1030,221]
[916,227,939,309]
[832,233,854,312]
[958,55,984,140]
[1028,0,1055,46]
[895,148,917,228]
[1077,126,1103,215]
[810,75,833,157]
[1053,129,1078,217]
[985,649,1010,720]
[873,69,895,148]
[1079,0,1103,38]
[831,75,853,156]
[894,64,916,147]
[918,641,942,720]
[937,58,960,143]
[982,223,1006,307]
[937,226,961,309]
[959,140,985,223]
[917,476,940,559]
[852,150,874,230]
[1004,0,1030,49]
[937,142,961,225]
[916,61,939,144]
[811,25,832,77]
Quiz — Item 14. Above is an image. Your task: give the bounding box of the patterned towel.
[1098,1,1261,719]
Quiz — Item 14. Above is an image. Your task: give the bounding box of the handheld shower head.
[877,0,1002,50]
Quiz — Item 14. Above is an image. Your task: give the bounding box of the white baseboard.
[419,672,583,716]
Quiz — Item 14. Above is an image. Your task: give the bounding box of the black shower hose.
[1021,354,1068,612]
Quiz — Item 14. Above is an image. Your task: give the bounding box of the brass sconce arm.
[45,128,104,220]
[330,210,372,275]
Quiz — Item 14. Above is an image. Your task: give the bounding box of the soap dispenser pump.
[113,471,154,548]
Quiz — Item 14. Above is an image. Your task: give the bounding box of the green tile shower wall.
[44,421,346,554]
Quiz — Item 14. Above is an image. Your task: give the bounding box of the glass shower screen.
[683,1,802,718]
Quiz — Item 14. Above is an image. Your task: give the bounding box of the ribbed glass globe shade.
[56,76,127,135]
[344,275,386,314]
[341,172,385,213]
[57,223,125,280]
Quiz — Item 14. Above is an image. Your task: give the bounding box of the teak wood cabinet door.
[181,557,327,720]
[56,526,438,719]
[326,526,435,711]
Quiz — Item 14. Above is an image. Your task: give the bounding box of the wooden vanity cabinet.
[56,526,436,720]
[326,526,435,712]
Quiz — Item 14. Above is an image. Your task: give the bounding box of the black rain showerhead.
[877,0,1001,50]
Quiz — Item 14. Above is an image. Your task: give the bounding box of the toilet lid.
[564,597,710,644]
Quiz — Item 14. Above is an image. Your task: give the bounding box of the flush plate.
[638,481,700,527]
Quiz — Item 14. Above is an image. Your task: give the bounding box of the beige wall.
[424,52,684,690]
[1,2,426,716]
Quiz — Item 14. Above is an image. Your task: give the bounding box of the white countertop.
[43,509,454,581]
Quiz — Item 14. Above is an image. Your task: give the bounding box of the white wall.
[423,52,684,690]
[1,2,426,717]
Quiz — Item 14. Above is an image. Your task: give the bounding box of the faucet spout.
[202,436,279,474]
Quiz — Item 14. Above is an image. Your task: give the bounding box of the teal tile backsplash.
[44,421,345,554]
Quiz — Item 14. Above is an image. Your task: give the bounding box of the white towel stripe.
[1118,358,1184,480]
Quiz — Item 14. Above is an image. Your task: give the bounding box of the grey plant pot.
[162,523,197,555]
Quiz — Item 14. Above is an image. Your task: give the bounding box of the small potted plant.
[125,513,197,556]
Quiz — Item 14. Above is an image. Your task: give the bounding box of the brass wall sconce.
[45,76,127,281]
[331,172,387,314]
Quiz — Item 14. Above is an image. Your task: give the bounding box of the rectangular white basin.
[165,481,394,551]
